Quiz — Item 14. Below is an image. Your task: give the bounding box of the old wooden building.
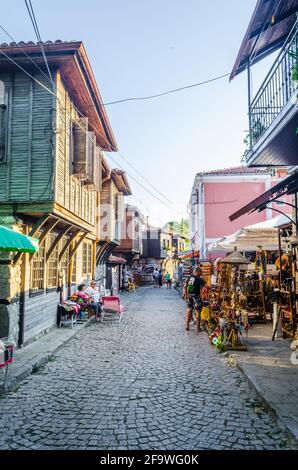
[96,166,132,288]
[0,40,118,346]
[113,204,145,265]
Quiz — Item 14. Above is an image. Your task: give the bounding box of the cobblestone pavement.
[0,287,293,450]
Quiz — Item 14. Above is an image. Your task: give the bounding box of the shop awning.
[230,0,298,80]
[0,225,39,253]
[178,250,200,259]
[108,255,127,264]
[208,216,288,252]
[229,171,298,222]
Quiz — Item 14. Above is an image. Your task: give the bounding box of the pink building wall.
[204,181,268,240]
[197,170,292,258]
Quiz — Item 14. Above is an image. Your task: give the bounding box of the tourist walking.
[158,270,163,288]
[153,268,159,288]
[165,271,172,289]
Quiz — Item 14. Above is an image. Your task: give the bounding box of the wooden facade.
[0,41,118,346]
[113,204,145,265]
[96,170,132,269]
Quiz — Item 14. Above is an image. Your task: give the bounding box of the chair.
[101,296,124,322]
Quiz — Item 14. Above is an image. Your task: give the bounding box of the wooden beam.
[59,229,81,262]
[13,214,53,267]
[29,218,60,262]
[29,214,53,237]
[68,232,88,266]
[46,225,74,262]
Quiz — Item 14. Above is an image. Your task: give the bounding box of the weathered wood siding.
[99,179,119,240]
[23,290,60,345]
[0,71,53,202]
[55,72,96,227]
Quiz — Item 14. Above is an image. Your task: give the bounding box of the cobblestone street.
[0,287,293,450]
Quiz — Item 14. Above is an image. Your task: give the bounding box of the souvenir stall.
[274,221,298,340]
[201,248,249,351]
[203,217,294,350]
[208,217,291,325]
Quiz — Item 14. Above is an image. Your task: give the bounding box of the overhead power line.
[0,23,53,85]
[116,150,174,205]
[0,43,180,211]
[103,72,230,106]
[0,30,186,215]
[24,0,56,90]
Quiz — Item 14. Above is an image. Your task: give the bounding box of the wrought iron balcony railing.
[249,21,298,146]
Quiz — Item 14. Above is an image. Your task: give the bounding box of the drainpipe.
[247,60,253,150]
[198,177,205,259]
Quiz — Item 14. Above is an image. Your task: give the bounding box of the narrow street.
[0,287,291,450]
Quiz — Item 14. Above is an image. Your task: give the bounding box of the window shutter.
[0,80,8,163]
[116,193,125,222]
[85,130,95,184]
[93,147,102,191]
[73,117,88,180]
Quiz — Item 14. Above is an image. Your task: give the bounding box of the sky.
[1,0,272,226]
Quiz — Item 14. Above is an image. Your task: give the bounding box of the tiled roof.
[197,166,270,176]
[0,40,76,48]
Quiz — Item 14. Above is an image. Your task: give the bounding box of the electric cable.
[0,23,53,85]
[102,73,230,106]
[24,0,56,90]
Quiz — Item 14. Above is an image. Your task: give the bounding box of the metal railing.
[249,21,298,146]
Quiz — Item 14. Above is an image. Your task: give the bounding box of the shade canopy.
[208,216,288,253]
[229,171,298,222]
[230,0,298,80]
[0,226,39,253]
[178,250,200,259]
[108,255,127,264]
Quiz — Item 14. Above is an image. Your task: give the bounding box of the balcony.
[245,22,298,166]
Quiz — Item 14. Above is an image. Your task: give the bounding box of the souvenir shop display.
[275,239,298,338]
[201,248,249,350]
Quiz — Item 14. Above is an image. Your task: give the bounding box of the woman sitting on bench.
[71,284,101,320]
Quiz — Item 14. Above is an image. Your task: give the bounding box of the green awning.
[0,225,39,253]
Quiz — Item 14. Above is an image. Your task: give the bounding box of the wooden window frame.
[30,239,45,296]
[47,233,59,290]
[0,80,9,164]
[82,242,92,277]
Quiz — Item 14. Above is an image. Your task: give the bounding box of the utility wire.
[116,150,174,205]
[0,23,53,85]
[0,44,179,211]
[0,40,184,214]
[103,150,185,217]
[24,0,56,90]
[0,47,56,97]
[103,72,230,106]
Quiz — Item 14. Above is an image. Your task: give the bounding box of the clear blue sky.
[2,0,270,226]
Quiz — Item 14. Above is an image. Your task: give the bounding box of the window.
[69,122,75,175]
[30,234,45,294]
[0,80,8,163]
[60,238,69,286]
[47,234,58,289]
[72,252,77,284]
[82,242,92,276]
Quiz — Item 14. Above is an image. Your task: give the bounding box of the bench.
[101,296,124,322]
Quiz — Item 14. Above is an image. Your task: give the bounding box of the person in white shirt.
[85,281,102,320]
